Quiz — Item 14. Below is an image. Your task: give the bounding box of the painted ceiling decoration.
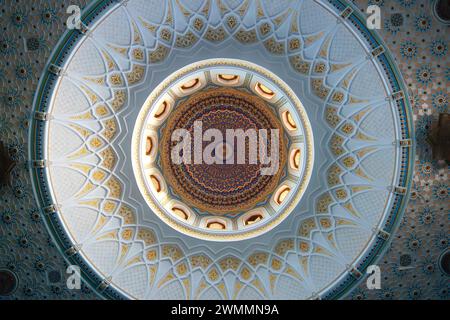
[133,59,313,241]
[27,0,415,300]
[5,0,450,301]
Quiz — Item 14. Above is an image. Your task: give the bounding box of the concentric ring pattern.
[132,59,313,241]
[30,0,413,300]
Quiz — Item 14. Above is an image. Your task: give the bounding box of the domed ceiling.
[1,0,447,301]
[30,0,414,299]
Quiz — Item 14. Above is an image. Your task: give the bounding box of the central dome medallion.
[161,87,287,214]
[132,59,313,241]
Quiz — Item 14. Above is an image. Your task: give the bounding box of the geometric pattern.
[133,59,312,241]
[27,0,414,299]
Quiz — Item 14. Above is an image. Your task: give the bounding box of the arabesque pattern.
[28,0,413,299]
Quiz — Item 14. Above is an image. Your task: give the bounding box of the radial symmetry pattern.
[30,0,414,299]
[133,59,312,240]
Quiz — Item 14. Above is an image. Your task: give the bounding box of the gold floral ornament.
[132,59,314,241]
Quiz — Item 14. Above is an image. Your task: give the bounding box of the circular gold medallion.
[161,87,287,214]
[132,59,313,241]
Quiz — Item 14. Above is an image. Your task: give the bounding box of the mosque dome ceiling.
[19,0,421,300]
